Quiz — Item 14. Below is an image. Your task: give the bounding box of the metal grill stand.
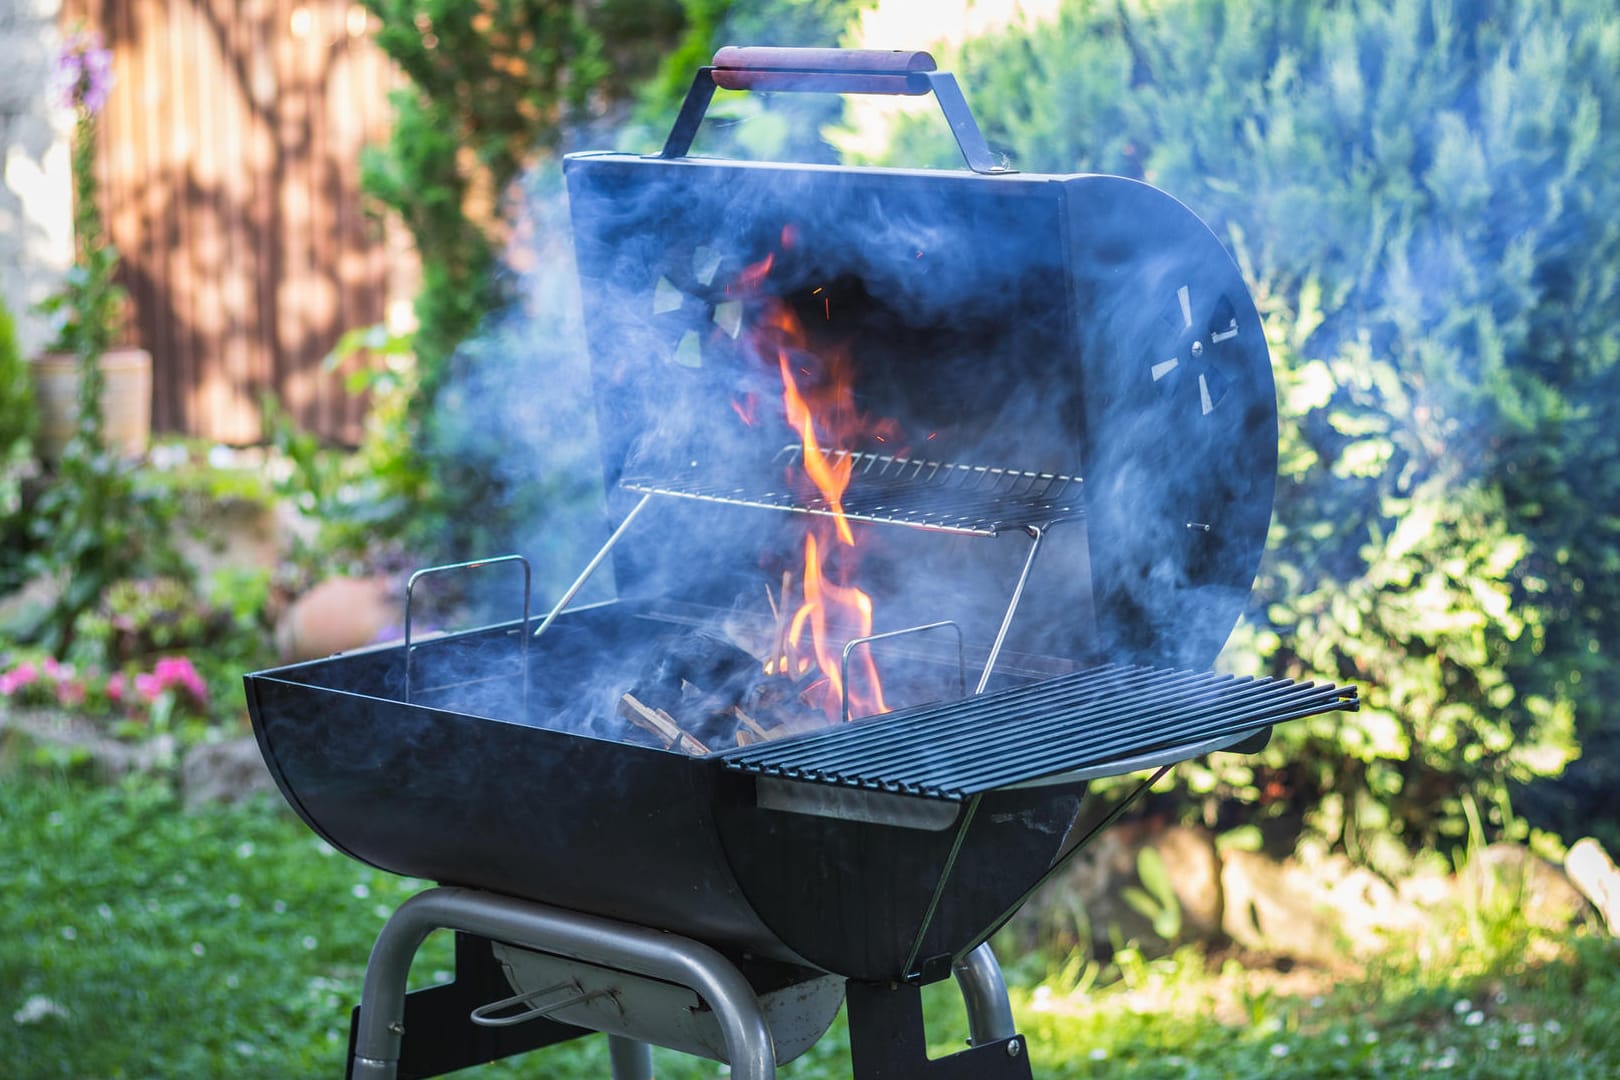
[348,887,773,1080]
[349,888,1032,1080]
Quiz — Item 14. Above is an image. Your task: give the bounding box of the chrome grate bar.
[620,447,1082,536]
[720,665,1358,799]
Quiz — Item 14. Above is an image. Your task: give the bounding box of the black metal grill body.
[245,598,1353,983]
[245,604,1092,982]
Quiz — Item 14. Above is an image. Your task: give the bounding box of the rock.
[1221,848,1429,963]
[1566,837,1620,935]
[175,495,284,582]
[1460,842,1590,932]
[0,704,175,779]
[275,575,400,662]
[0,571,59,639]
[1152,824,1225,941]
[1016,821,1226,953]
[180,736,278,809]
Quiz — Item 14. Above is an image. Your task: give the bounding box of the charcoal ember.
[742,669,825,733]
[622,629,840,749]
[629,631,768,744]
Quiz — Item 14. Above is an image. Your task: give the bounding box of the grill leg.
[954,943,1016,1045]
[608,1037,653,1080]
[349,887,776,1080]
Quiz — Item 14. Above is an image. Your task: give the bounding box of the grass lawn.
[3,765,1619,1078]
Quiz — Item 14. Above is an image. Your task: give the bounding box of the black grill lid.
[721,664,1357,800]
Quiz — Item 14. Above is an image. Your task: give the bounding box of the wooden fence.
[62,0,410,444]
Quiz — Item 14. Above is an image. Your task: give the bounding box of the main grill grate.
[621,447,1082,536]
[721,665,1357,799]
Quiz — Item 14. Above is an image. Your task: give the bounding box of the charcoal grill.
[244,48,1357,1080]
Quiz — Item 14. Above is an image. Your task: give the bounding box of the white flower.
[1270,1043,1290,1058]
[13,996,69,1025]
[1544,1020,1563,1035]
[352,883,370,900]
[1465,1010,1485,1027]
[1088,1047,1109,1061]
[301,936,318,950]
[1453,999,1472,1015]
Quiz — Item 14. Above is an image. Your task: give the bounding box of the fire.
[779,354,855,546]
[739,235,890,722]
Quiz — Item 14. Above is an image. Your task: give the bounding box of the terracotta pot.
[28,346,153,463]
[275,575,402,663]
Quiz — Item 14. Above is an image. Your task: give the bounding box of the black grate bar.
[929,683,1347,794]
[621,448,1082,536]
[730,679,1347,798]
[833,678,1340,793]
[825,671,1307,780]
[731,664,1184,772]
[721,665,1357,799]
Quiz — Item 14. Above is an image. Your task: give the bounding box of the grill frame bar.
[621,447,1083,537]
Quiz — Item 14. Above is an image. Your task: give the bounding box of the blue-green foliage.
[874,0,1620,850]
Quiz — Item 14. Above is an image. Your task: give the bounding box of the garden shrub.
[856,0,1620,852]
[343,0,871,574]
[351,0,675,566]
[0,295,37,596]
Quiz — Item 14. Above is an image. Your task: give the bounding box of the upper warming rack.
[620,446,1083,537]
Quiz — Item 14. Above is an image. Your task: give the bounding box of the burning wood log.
[618,599,835,754]
[619,693,711,755]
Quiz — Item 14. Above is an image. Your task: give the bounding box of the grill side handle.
[659,46,1012,175]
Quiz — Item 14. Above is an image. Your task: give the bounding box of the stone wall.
[0,0,69,356]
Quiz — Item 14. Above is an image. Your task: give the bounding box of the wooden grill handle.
[711,47,936,92]
[660,47,1009,174]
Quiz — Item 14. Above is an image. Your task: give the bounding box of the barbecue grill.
[245,47,1357,1080]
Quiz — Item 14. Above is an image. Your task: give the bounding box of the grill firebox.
[245,47,1357,1080]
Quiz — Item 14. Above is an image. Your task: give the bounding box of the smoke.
[403,66,1286,747]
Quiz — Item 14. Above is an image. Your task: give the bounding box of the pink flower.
[152,656,207,704]
[134,672,162,702]
[55,680,86,707]
[0,661,39,695]
[106,672,125,703]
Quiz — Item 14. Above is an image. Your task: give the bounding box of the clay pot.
[275,575,401,663]
[28,346,153,462]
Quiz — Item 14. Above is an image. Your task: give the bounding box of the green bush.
[0,296,37,595]
[863,0,1620,852]
[312,1,869,583]
[352,0,662,565]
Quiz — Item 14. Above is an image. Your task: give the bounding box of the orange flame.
[740,235,890,722]
[787,533,887,719]
[779,353,855,546]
